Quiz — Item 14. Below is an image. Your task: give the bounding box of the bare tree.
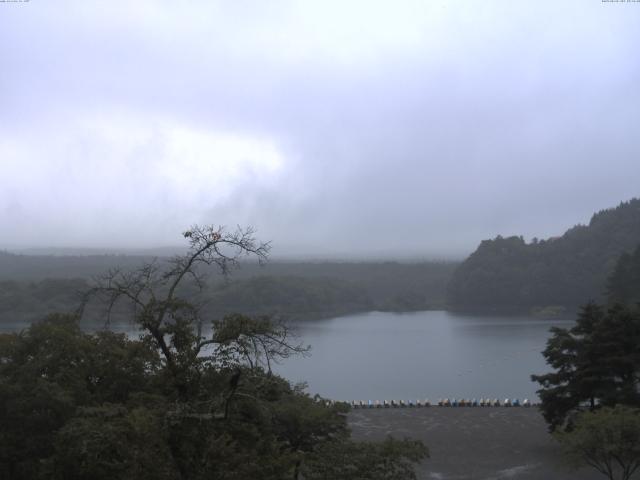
[78,225,308,395]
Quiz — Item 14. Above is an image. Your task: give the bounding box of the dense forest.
[607,243,640,306]
[0,253,457,324]
[447,198,640,311]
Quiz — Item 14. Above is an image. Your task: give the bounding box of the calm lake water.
[1,310,572,402]
[274,310,572,402]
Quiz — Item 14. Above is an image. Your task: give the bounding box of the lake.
[274,310,572,402]
[1,310,571,402]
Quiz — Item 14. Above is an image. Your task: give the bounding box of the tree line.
[0,257,457,324]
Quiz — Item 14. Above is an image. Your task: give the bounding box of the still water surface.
[1,310,571,402]
[274,310,571,402]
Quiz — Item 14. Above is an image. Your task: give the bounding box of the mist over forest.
[2,197,639,325]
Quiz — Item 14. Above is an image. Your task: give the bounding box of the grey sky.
[1,0,639,258]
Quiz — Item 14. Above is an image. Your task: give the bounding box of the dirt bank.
[348,407,603,480]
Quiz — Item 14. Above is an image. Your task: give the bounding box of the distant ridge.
[447,198,640,310]
[9,246,187,257]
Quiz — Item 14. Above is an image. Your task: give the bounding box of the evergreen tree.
[607,243,640,306]
[532,303,640,431]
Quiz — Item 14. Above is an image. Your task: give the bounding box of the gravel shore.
[348,407,603,480]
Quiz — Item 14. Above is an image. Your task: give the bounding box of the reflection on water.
[1,310,572,402]
[274,310,572,401]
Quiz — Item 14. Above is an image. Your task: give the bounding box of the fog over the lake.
[1,1,638,258]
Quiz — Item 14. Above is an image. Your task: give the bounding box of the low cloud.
[1,1,638,257]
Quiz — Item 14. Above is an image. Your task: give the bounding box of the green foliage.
[0,258,457,325]
[270,386,351,454]
[0,278,89,322]
[555,406,640,480]
[0,315,355,479]
[1,226,427,479]
[52,404,176,480]
[531,303,640,431]
[607,243,640,306]
[206,275,374,320]
[0,314,162,479]
[448,198,640,309]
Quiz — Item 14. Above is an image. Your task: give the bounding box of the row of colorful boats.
[350,398,534,408]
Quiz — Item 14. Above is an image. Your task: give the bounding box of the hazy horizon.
[2,1,639,258]
[4,195,632,261]
[3,244,462,262]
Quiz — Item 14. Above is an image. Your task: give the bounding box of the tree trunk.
[293,459,301,480]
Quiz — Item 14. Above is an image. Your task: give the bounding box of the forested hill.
[607,243,640,306]
[447,198,640,311]
[0,253,457,323]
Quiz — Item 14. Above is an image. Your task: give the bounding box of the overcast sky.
[1,0,639,258]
